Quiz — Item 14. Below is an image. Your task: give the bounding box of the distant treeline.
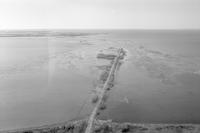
[0,30,102,37]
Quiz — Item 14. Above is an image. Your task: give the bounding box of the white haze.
[0,0,200,29]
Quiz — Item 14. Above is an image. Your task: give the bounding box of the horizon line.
[1,28,200,31]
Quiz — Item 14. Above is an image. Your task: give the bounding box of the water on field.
[0,30,200,130]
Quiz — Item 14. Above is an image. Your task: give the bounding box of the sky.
[0,0,200,29]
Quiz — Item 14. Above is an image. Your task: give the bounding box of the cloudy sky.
[0,0,200,29]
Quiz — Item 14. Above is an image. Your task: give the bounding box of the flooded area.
[1,30,200,130]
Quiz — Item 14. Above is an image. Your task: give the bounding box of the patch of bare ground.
[5,120,200,133]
